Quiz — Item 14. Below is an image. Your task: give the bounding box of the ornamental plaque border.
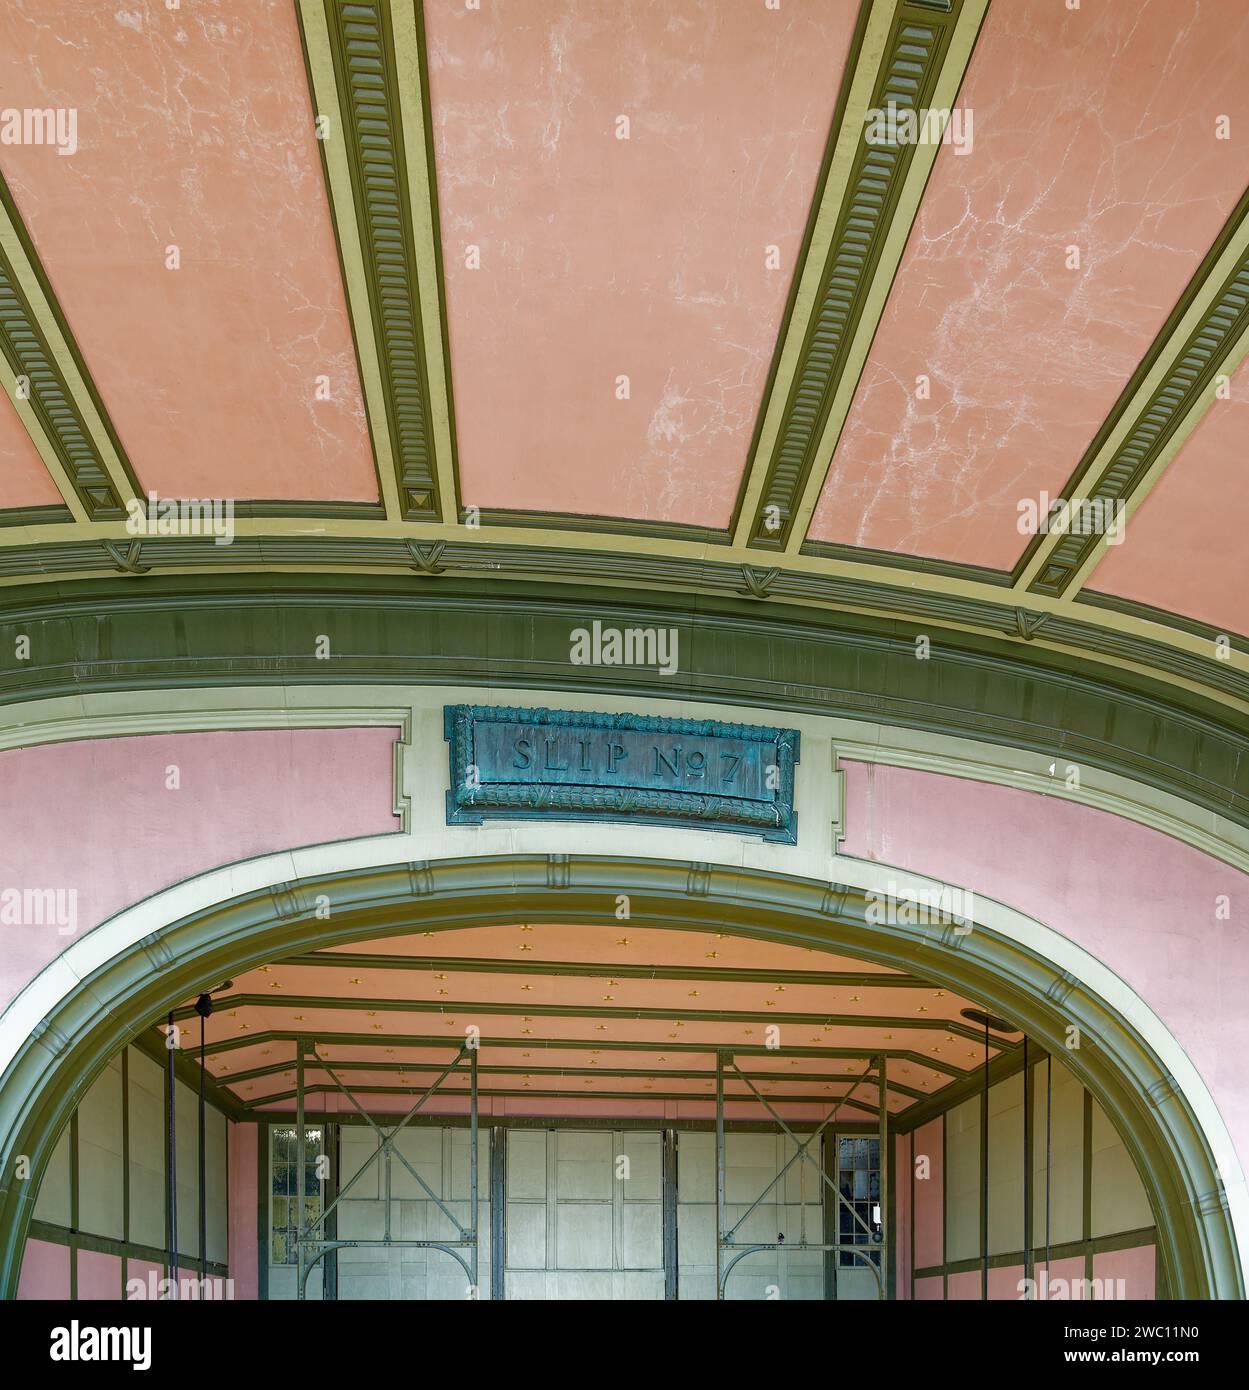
[444,704,800,844]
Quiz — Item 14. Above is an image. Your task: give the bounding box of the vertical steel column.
[295,1038,306,1301]
[662,1129,678,1301]
[981,1018,990,1299]
[490,1125,507,1301]
[469,1048,479,1295]
[165,1012,178,1297]
[714,1050,725,1301]
[1023,1038,1032,1297]
[878,1054,888,1301]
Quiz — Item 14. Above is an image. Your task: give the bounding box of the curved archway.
[0,854,1241,1299]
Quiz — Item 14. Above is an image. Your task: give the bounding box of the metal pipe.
[878,1053,888,1301]
[1045,1052,1052,1298]
[469,1047,479,1295]
[1022,1037,1032,1297]
[165,1011,178,1297]
[296,1039,306,1301]
[981,1018,989,1299]
[715,1050,725,1301]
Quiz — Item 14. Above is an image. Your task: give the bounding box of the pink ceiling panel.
[809,0,1249,569]
[1088,356,1249,635]
[0,0,377,502]
[426,0,857,525]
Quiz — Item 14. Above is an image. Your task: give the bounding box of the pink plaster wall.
[1038,1254,1091,1300]
[0,388,62,510]
[228,1122,259,1301]
[841,761,1249,1183]
[16,1238,69,1299]
[946,1269,981,1301]
[913,1275,943,1300]
[912,1118,943,1272]
[76,1248,122,1300]
[988,1263,1025,1301]
[1093,1245,1156,1301]
[0,727,400,1011]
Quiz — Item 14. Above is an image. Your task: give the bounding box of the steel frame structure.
[293,1038,481,1300]
[714,1052,888,1300]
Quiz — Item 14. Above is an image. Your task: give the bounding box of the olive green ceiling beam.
[217,1056,930,1101]
[181,991,1008,1050]
[1016,186,1249,600]
[241,1082,887,1116]
[279,949,931,990]
[733,0,991,553]
[297,0,459,523]
[197,1028,969,1080]
[0,174,139,521]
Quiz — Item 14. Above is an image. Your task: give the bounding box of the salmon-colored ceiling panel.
[1088,356,1249,635]
[0,388,60,509]
[809,0,1249,569]
[426,0,857,525]
[0,0,377,503]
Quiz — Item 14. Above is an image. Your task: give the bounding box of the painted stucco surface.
[75,1248,122,1300]
[0,389,62,509]
[912,1117,943,1273]
[0,0,377,503]
[1091,354,1249,635]
[0,727,399,1012]
[426,0,856,524]
[15,1237,68,1299]
[810,0,1249,568]
[228,1122,258,1301]
[840,761,1249,1183]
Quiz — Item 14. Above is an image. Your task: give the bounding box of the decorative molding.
[1019,189,1249,598]
[0,175,138,520]
[0,538,1243,713]
[299,0,458,522]
[735,0,989,551]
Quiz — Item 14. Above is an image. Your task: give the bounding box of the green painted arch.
[0,854,1240,1300]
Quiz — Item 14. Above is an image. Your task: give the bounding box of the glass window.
[836,1136,881,1268]
[270,1126,324,1264]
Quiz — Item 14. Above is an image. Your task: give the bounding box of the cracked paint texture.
[0,0,378,503]
[426,0,856,526]
[810,0,1249,570]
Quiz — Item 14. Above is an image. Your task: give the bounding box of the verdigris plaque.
[444,705,799,843]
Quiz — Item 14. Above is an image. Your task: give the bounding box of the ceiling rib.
[732,0,990,554]
[1016,187,1249,600]
[0,174,138,521]
[299,0,459,523]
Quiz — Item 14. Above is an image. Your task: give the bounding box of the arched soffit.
[0,852,1241,1300]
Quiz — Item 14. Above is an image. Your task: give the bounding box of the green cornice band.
[1022,188,1249,598]
[0,855,1238,1297]
[316,0,443,521]
[743,0,966,550]
[0,537,1244,700]
[0,573,1245,828]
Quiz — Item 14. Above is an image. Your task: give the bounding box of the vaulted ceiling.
[0,0,1246,724]
[165,921,1018,1122]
